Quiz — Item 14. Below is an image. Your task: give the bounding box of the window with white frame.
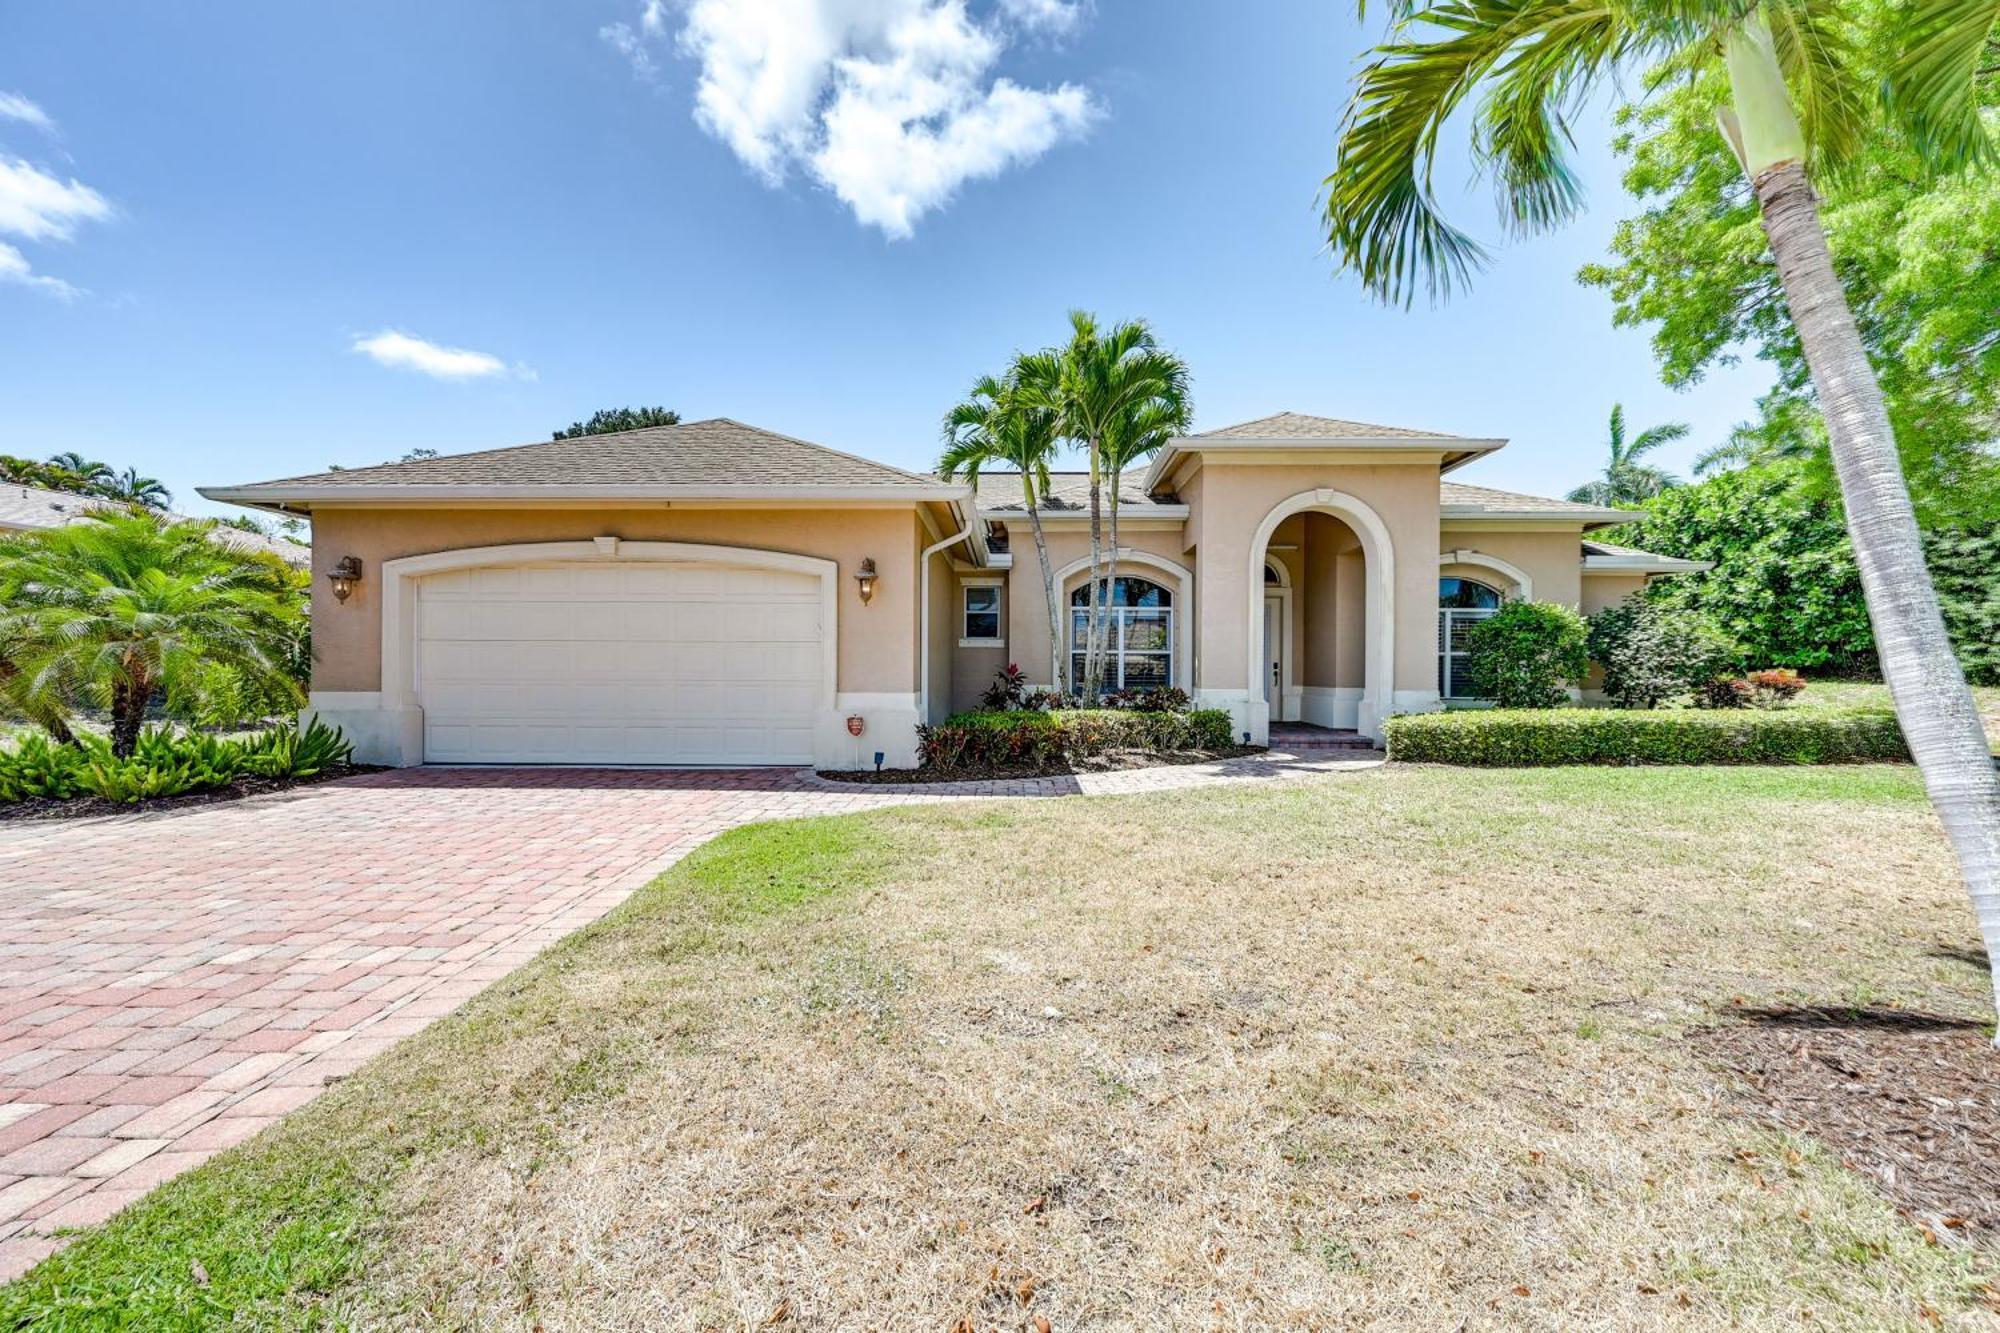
[1437,576,1502,698]
[961,582,1002,643]
[1068,576,1172,693]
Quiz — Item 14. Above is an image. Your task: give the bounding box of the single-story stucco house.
[199,413,1704,769]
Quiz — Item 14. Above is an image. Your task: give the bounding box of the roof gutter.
[918,513,979,728]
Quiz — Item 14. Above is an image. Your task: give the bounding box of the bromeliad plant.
[1324,0,2000,1030]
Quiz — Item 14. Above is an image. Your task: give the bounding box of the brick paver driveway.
[0,748,1375,1279]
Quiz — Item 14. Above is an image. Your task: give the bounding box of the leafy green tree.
[0,511,306,755]
[1578,32,2000,525]
[1465,602,1590,708]
[1017,313,1190,696]
[941,368,1066,688]
[1321,0,2000,1030]
[1587,595,1742,707]
[551,406,682,440]
[1567,404,1687,506]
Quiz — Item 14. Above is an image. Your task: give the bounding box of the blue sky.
[0,0,1768,519]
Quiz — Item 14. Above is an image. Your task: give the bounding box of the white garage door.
[415,562,824,765]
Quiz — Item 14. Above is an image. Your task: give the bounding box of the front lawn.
[6,767,1996,1328]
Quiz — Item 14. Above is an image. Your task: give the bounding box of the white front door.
[414,561,823,765]
[1263,593,1283,713]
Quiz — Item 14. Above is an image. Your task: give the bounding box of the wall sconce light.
[854,556,878,605]
[327,556,364,603]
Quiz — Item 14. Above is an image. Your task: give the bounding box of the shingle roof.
[0,484,310,566]
[1441,481,1630,519]
[974,471,1182,513]
[1581,538,1708,569]
[212,418,946,494]
[1193,411,1468,441]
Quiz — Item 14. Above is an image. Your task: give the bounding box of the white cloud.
[600,22,660,80]
[995,0,1086,37]
[0,156,110,243]
[0,92,55,134]
[614,0,1099,237]
[0,240,81,300]
[350,330,529,381]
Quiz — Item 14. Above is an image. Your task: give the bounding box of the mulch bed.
[818,746,1264,784]
[0,764,387,823]
[1694,1001,2000,1241]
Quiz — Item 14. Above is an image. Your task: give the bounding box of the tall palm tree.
[1567,404,1687,505]
[1324,0,2000,1027]
[1099,396,1193,668]
[44,452,114,489]
[1024,312,1192,697]
[941,365,1067,690]
[99,466,173,510]
[0,510,305,755]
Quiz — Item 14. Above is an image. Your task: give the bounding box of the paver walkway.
[0,748,1375,1279]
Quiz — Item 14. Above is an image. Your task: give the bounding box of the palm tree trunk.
[1753,159,2000,1031]
[1022,477,1064,692]
[1083,440,1107,699]
[1106,469,1124,696]
[109,671,148,758]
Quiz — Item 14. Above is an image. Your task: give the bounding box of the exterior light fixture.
[327,556,364,604]
[854,556,878,605]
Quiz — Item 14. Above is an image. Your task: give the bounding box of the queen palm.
[0,510,305,755]
[941,365,1066,690]
[100,466,173,510]
[1567,404,1687,505]
[1027,312,1191,697]
[1325,0,2000,1025]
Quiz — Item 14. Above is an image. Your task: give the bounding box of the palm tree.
[1099,396,1193,665]
[1324,0,2000,1028]
[1567,404,1687,505]
[98,466,173,510]
[941,366,1067,690]
[44,452,114,489]
[0,510,305,755]
[1024,312,1192,697]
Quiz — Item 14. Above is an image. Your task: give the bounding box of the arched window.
[1264,562,1282,585]
[1068,576,1172,692]
[1438,577,1503,698]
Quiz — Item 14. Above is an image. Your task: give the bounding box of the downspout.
[917,504,979,726]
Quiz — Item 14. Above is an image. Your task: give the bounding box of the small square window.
[963,585,1001,641]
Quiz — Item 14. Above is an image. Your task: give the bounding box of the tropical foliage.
[1566,404,1687,506]
[551,406,682,440]
[0,451,173,509]
[1385,706,1907,766]
[1587,595,1743,708]
[1464,601,1590,708]
[1578,16,2000,526]
[943,313,1191,698]
[1321,0,2000,1026]
[918,707,1232,775]
[0,720,353,806]
[0,510,310,755]
[1624,462,2000,683]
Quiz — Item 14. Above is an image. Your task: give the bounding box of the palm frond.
[1628,420,1691,456]
[1885,0,2000,167]
[1763,0,1869,170]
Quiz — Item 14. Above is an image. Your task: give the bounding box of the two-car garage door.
[415,562,823,765]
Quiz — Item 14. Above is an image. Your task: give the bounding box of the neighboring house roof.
[200,418,964,510]
[974,471,1186,516]
[0,483,310,567]
[1580,538,1712,574]
[1441,481,1632,526]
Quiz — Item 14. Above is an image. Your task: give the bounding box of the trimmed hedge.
[919,708,1234,774]
[1384,707,1910,766]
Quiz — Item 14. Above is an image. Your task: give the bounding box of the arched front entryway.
[1246,489,1397,742]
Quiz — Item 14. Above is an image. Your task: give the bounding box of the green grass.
[5,765,1992,1329]
[0,817,905,1331]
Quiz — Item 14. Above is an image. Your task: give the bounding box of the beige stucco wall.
[308,505,923,696]
[998,523,1193,693]
[947,572,1007,714]
[1437,526,1592,610]
[1581,571,1647,615]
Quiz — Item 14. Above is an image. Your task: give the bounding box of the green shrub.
[1464,601,1590,708]
[919,708,1233,773]
[0,718,355,806]
[1384,707,1909,766]
[1588,595,1742,708]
